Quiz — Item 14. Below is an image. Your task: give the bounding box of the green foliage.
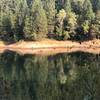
[91,0,100,12]
[0,0,28,42]
[24,16,36,40]
[82,0,95,21]
[0,0,100,41]
[63,31,70,40]
[81,21,90,33]
[55,9,66,36]
[71,0,83,15]
[64,0,72,12]
[65,12,77,30]
[24,0,48,40]
[44,0,56,33]
[91,17,100,38]
[55,9,77,40]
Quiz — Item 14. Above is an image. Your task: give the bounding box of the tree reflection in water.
[0,51,100,100]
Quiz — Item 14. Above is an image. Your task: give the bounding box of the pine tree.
[82,0,95,21]
[24,0,48,40]
[63,0,77,40]
[55,9,66,37]
[0,0,28,41]
[24,15,34,40]
[44,0,56,33]
[71,0,83,15]
[64,0,72,12]
[10,0,28,41]
[91,0,100,12]
[56,0,65,11]
[95,0,100,12]
[0,0,12,41]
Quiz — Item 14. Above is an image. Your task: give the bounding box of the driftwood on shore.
[0,39,100,55]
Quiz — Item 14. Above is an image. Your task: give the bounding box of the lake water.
[0,51,100,100]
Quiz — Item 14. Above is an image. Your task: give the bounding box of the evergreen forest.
[0,0,100,42]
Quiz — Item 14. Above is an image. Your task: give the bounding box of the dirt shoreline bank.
[0,39,100,55]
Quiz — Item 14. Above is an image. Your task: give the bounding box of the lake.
[0,51,100,100]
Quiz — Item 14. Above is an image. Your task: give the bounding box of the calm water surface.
[0,51,100,100]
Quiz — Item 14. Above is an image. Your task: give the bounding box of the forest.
[0,0,100,42]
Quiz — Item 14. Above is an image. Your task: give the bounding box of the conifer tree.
[0,0,28,41]
[10,0,28,41]
[91,0,100,13]
[24,0,48,40]
[82,0,95,21]
[64,0,72,12]
[0,0,12,41]
[44,0,56,33]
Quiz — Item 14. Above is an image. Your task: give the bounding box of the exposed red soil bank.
[0,39,100,55]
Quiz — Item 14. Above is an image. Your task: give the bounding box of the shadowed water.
[0,51,100,100]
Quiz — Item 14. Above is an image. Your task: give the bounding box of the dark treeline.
[0,0,100,42]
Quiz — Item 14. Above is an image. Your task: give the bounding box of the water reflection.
[0,51,100,100]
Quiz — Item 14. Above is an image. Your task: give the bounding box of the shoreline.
[0,39,100,55]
